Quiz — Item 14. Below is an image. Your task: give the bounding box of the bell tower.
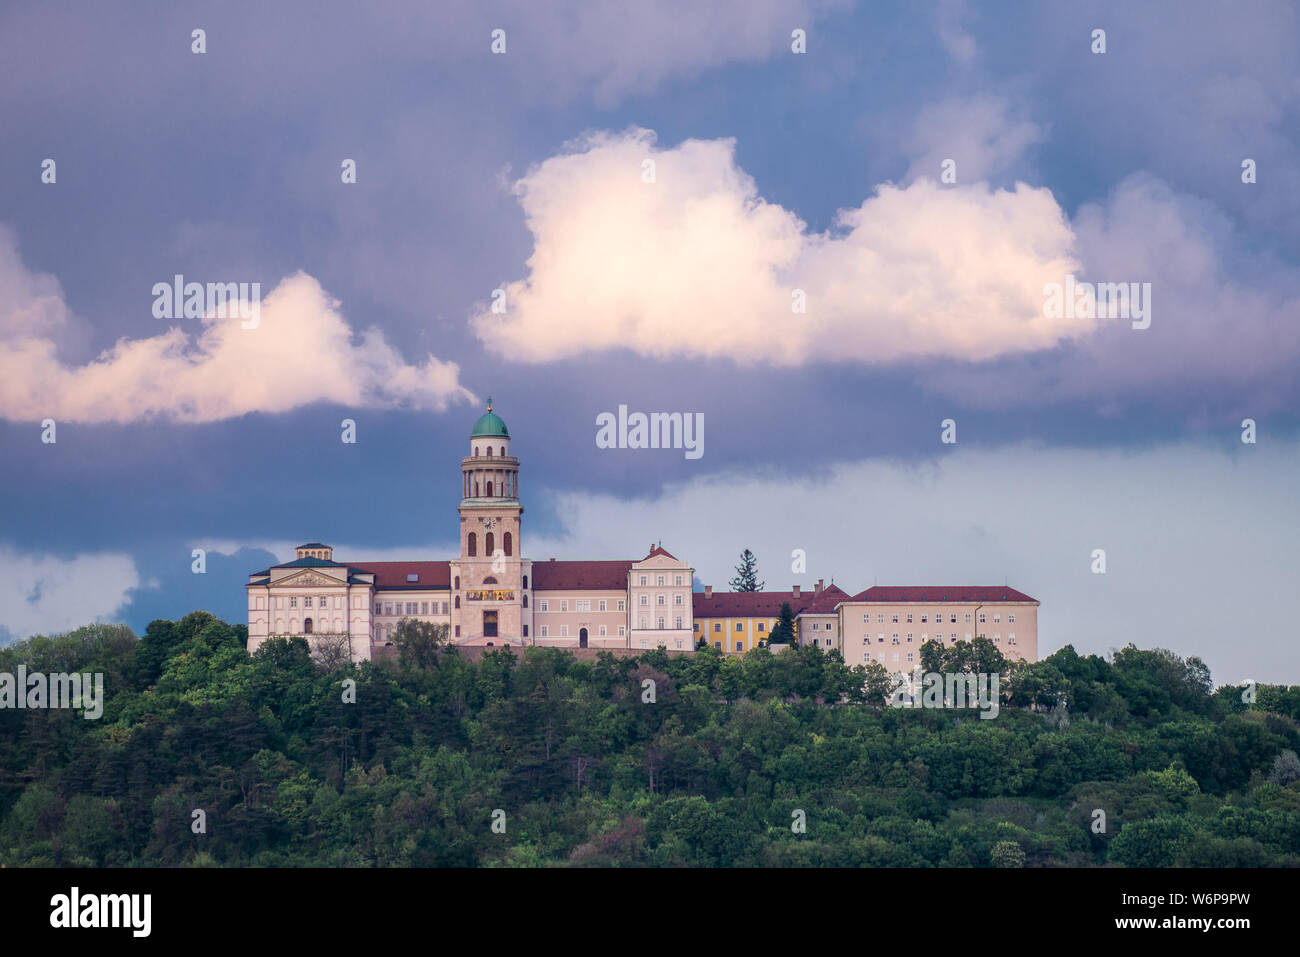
[452,398,524,643]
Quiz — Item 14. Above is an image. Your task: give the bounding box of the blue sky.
[1,1,1298,683]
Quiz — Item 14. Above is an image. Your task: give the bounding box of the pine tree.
[729,549,764,592]
[769,601,796,644]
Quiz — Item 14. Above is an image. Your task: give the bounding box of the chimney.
[704,585,712,598]
[792,584,800,599]
[816,578,824,595]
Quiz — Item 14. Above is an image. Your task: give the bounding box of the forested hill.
[2,611,1299,867]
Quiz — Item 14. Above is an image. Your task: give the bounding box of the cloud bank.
[0,546,141,642]
[0,231,475,424]
[472,128,1086,366]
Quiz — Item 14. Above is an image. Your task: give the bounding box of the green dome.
[471,407,509,438]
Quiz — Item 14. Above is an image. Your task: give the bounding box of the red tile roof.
[798,584,851,614]
[353,561,452,590]
[693,584,849,618]
[850,585,1037,603]
[643,545,677,560]
[533,560,632,591]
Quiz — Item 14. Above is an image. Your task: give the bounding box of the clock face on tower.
[480,517,497,530]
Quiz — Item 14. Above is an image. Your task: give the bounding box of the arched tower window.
[523,574,528,589]
[486,481,493,497]
[486,447,493,457]
[474,446,479,456]
[485,532,494,556]
[474,481,479,496]
[500,446,505,456]
[522,594,528,608]
[503,532,512,556]
[467,532,477,557]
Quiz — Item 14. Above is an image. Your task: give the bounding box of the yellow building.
[692,581,848,654]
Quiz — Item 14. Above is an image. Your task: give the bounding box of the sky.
[1,0,1298,685]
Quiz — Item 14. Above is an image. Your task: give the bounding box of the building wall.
[533,590,627,648]
[798,613,839,653]
[839,600,1039,670]
[694,615,780,654]
[627,554,694,650]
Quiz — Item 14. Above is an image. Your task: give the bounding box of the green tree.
[769,602,796,644]
[728,549,764,592]
[392,618,450,670]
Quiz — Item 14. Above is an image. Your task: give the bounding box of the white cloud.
[0,546,141,641]
[528,440,1300,684]
[471,128,1086,366]
[902,95,1045,185]
[0,229,475,424]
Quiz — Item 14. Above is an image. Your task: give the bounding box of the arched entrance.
[304,618,313,634]
[579,627,588,649]
[483,610,498,638]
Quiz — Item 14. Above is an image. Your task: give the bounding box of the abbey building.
[246,404,1041,665]
[246,403,696,660]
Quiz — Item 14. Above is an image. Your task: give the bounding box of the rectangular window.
[735,622,743,631]
[421,601,428,614]
[540,625,548,637]
[920,614,927,622]
[907,652,914,663]
[304,597,312,608]
[1008,613,1015,623]
[674,617,682,629]
[757,622,766,632]
[290,597,298,608]
[561,600,568,612]
[599,625,607,636]
[657,594,665,605]
[523,625,529,637]
[950,614,957,623]
[676,639,683,649]
[539,599,548,612]
[965,613,972,623]
[994,633,1001,643]
[713,623,721,632]
[906,613,913,623]
[863,614,870,622]
[639,595,648,606]
[714,641,722,650]
[639,616,648,628]
[618,626,625,636]
[891,614,899,623]
[599,599,607,612]
[577,599,590,612]
[657,617,665,629]
[994,613,1001,622]
[674,594,683,605]
[657,575,665,585]
[877,613,885,623]
[617,600,625,612]
[674,576,683,586]
[560,625,568,637]
[639,575,647,586]
[374,602,381,614]
[735,641,743,652]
